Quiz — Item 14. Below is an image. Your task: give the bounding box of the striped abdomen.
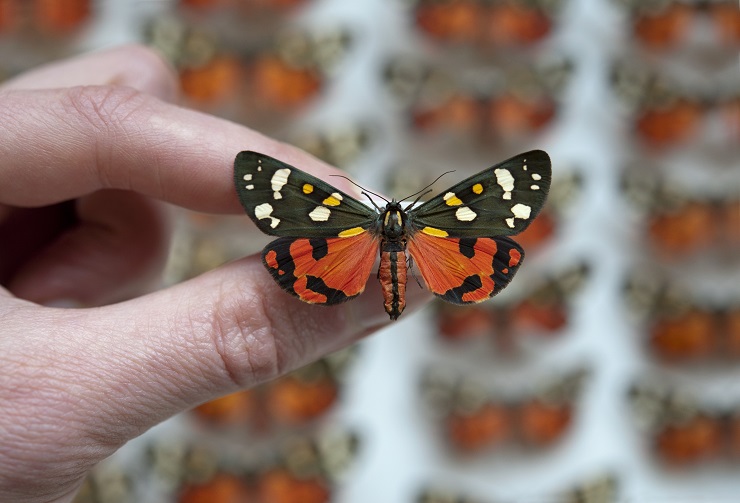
[378,250,407,320]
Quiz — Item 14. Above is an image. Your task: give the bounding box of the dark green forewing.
[409,150,552,238]
[234,151,376,237]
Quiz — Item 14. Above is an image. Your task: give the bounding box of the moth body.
[376,202,409,320]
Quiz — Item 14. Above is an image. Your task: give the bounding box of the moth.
[234,150,551,320]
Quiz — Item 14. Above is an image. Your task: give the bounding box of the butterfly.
[421,366,589,454]
[629,380,740,466]
[146,22,350,117]
[621,170,740,258]
[147,429,358,503]
[611,61,740,149]
[623,272,740,363]
[178,0,310,15]
[411,0,562,49]
[234,150,551,320]
[616,0,739,52]
[384,56,571,144]
[0,0,91,35]
[191,347,356,430]
[418,473,618,503]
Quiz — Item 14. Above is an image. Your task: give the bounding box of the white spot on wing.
[506,217,515,228]
[531,184,540,190]
[271,168,291,200]
[245,184,254,190]
[455,207,477,221]
[331,192,343,201]
[254,203,280,228]
[511,203,531,220]
[532,173,542,181]
[243,174,252,181]
[494,168,515,200]
[309,206,331,222]
[443,192,456,201]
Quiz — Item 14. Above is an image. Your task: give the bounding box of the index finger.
[0,85,351,212]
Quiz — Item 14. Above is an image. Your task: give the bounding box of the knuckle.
[61,85,149,134]
[58,85,154,188]
[206,288,285,387]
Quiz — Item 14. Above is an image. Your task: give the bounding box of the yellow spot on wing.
[472,183,483,194]
[323,196,341,206]
[443,192,462,206]
[422,227,449,237]
[303,184,314,194]
[338,227,366,238]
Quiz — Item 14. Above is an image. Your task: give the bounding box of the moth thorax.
[383,208,406,240]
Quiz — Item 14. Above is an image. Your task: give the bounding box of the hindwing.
[234,151,375,237]
[407,233,524,304]
[262,233,378,305]
[409,150,551,237]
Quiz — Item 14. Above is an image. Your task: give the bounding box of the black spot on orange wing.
[304,275,352,303]
[441,275,484,304]
[309,238,328,260]
[459,237,477,259]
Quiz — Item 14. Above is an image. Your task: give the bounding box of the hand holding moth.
[0,45,407,503]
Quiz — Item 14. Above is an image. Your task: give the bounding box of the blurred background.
[1,0,739,501]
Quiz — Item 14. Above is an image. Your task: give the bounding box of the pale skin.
[0,45,429,503]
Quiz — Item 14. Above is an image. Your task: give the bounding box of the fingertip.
[1,44,179,102]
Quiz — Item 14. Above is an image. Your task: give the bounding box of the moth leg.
[407,255,424,289]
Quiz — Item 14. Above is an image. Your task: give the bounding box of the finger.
[7,190,171,306]
[0,255,429,501]
[1,44,178,102]
[0,86,356,214]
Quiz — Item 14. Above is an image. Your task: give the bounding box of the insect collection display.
[1,0,737,502]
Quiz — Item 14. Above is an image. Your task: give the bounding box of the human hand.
[0,45,423,503]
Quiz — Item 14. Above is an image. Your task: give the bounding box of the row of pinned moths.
[610,60,740,152]
[420,365,590,455]
[418,473,619,503]
[611,0,739,55]
[630,378,740,467]
[403,0,568,54]
[624,271,740,365]
[144,17,353,125]
[73,427,359,503]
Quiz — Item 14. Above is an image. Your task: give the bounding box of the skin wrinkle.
[209,278,281,388]
[60,86,155,192]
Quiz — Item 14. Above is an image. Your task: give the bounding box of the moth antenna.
[363,191,384,212]
[399,170,455,205]
[330,174,390,204]
[408,189,433,210]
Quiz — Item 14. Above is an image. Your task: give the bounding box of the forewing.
[262,232,378,305]
[408,232,524,304]
[410,150,551,237]
[235,151,375,237]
